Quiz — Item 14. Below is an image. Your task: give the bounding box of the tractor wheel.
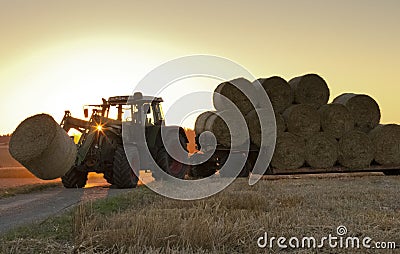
[61,167,88,188]
[154,146,189,180]
[112,145,139,188]
[188,152,217,178]
[189,165,216,178]
[383,170,400,176]
[103,170,114,185]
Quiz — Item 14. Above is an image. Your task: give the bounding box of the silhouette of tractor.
[60,92,190,188]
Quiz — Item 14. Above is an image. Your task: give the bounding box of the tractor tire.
[112,145,138,188]
[189,164,216,178]
[61,167,88,188]
[188,152,217,178]
[154,146,189,179]
[103,170,114,185]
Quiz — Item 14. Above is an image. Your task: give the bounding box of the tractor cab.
[83,93,164,126]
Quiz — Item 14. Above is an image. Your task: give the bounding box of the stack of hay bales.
[9,114,77,180]
[195,72,399,171]
[196,78,256,148]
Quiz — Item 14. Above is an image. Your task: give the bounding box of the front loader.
[60,93,190,188]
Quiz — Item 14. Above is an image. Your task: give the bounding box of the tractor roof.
[108,94,163,106]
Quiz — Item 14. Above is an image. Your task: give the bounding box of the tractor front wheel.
[112,145,138,188]
[61,167,88,188]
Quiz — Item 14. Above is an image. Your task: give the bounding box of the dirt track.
[0,185,133,235]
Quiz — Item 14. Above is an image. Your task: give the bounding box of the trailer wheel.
[188,152,217,178]
[383,170,400,176]
[219,155,252,178]
[113,145,138,188]
[61,167,88,188]
[154,146,189,179]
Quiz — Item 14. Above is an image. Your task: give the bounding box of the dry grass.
[1,176,400,253]
[0,146,21,168]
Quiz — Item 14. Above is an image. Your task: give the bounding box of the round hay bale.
[289,74,330,108]
[194,111,215,135]
[245,109,285,148]
[9,114,77,180]
[254,76,293,113]
[213,78,256,115]
[276,113,286,134]
[333,93,380,133]
[338,130,374,169]
[283,104,320,137]
[319,104,354,139]
[305,132,338,168]
[369,124,400,165]
[271,132,305,169]
[204,110,248,148]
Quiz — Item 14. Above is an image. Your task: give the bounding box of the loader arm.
[60,111,90,133]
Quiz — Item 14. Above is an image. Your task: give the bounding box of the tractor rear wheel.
[154,146,189,179]
[113,145,138,188]
[103,170,114,185]
[61,167,88,188]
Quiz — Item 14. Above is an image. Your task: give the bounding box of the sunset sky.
[1,0,399,134]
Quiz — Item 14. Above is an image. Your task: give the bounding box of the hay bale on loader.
[333,93,380,133]
[213,78,256,115]
[245,109,285,148]
[319,103,354,139]
[283,104,320,137]
[254,76,293,113]
[305,132,338,168]
[338,130,374,169]
[9,114,77,180]
[204,110,248,148]
[369,124,400,166]
[271,132,305,170]
[289,74,330,108]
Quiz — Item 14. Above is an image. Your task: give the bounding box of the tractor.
[60,92,190,188]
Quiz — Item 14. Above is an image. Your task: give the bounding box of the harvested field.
[0,145,21,168]
[333,93,380,133]
[1,176,399,253]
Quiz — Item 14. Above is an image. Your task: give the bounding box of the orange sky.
[1,0,399,134]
